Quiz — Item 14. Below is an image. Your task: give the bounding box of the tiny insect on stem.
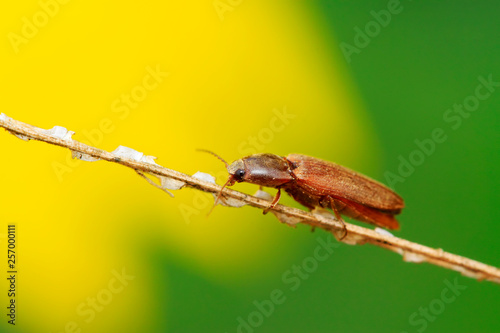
[199,151,405,236]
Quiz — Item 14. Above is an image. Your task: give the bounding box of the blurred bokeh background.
[1,1,499,332]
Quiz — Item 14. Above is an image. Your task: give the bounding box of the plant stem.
[1,114,499,284]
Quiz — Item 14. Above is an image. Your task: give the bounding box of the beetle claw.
[337,224,348,241]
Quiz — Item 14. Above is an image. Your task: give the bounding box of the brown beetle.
[201,151,404,234]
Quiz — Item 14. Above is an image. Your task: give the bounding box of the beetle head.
[198,150,293,210]
[227,159,246,182]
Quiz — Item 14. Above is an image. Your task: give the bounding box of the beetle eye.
[235,169,245,179]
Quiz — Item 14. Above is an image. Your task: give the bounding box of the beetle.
[200,151,405,237]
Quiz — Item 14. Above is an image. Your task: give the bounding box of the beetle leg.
[263,187,281,215]
[328,197,348,241]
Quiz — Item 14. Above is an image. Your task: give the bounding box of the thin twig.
[135,170,175,197]
[1,114,500,284]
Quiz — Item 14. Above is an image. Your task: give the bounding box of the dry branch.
[1,114,500,284]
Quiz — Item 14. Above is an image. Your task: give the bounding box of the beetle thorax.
[232,154,294,187]
[227,159,244,175]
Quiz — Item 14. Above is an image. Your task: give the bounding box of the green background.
[308,1,500,332]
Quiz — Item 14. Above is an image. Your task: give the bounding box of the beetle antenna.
[197,149,229,168]
[207,175,234,216]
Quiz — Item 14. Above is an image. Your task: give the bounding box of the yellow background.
[1,1,376,332]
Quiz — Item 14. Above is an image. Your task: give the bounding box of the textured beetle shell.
[286,154,404,211]
[283,154,404,229]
